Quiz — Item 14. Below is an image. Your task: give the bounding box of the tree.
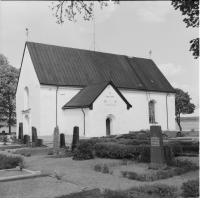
[51,1,119,24]
[0,54,19,134]
[175,88,195,131]
[171,0,199,59]
[51,1,198,59]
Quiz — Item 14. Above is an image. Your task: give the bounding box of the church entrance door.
[106,118,111,136]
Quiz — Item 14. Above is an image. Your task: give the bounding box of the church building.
[16,42,176,137]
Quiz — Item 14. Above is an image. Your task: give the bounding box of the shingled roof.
[62,81,132,110]
[23,42,175,93]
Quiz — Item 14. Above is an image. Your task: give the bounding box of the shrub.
[73,141,94,160]
[94,164,102,172]
[103,184,178,198]
[115,133,138,139]
[137,145,150,162]
[93,163,113,174]
[94,142,139,159]
[181,179,199,198]
[164,141,182,157]
[117,138,150,146]
[182,145,199,153]
[0,154,23,170]
[122,159,199,182]
[102,163,113,174]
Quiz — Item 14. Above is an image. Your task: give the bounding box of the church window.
[24,87,29,110]
[149,100,155,124]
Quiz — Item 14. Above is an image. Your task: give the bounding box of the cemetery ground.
[0,143,199,198]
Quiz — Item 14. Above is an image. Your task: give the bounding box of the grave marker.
[53,126,59,150]
[60,133,66,148]
[149,125,166,169]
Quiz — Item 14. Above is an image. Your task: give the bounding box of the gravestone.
[71,126,79,151]
[149,125,166,169]
[24,135,30,146]
[53,126,59,150]
[37,139,43,147]
[18,123,23,144]
[60,133,66,148]
[164,145,173,164]
[32,127,38,147]
[32,127,38,142]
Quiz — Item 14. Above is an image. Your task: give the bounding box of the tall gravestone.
[60,133,66,148]
[53,126,59,150]
[18,123,23,144]
[149,125,166,169]
[24,135,30,146]
[71,126,79,151]
[32,127,38,147]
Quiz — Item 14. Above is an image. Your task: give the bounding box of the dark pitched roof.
[62,81,132,110]
[24,42,175,93]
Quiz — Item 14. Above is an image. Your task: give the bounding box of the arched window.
[149,100,155,124]
[24,87,29,110]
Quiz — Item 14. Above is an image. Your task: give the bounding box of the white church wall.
[89,85,129,137]
[40,86,89,136]
[16,47,40,137]
[121,90,176,131]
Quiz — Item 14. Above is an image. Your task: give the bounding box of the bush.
[0,154,23,170]
[115,133,138,139]
[103,184,178,198]
[137,145,150,162]
[73,141,94,160]
[182,145,199,153]
[181,179,199,198]
[164,141,182,157]
[94,142,139,159]
[122,159,199,182]
[117,138,150,146]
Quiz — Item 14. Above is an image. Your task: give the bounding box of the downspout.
[166,93,170,130]
[81,108,85,136]
[56,85,58,127]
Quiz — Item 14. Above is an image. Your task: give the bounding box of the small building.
[16,42,176,137]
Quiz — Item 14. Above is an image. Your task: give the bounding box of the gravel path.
[0,149,199,198]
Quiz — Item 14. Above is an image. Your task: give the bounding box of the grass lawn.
[0,146,199,198]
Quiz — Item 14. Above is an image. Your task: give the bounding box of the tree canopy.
[0,54,19,133]
[175,88,195,131]
[51,0,199,59]
[171,0,199,59]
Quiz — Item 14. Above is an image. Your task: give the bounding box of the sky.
[0,1,199,116]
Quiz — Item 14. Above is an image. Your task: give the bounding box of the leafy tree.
[175,88,195,131]
[0,54,19,133]
[51,1,119,24]
[171,0,199,59]
[51,1,198,59]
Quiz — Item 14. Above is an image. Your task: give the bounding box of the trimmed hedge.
[73,141,94,160]
[94,142,150,162]
[117,138,150,146]
[181,179,199,198]
[122,159,199,182]
[0,154,23,170]
[94,142,138,159]
[103,184,178,198]
[182,145,199,153]
[164,141,182,157]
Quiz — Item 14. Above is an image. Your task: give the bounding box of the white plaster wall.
[16,47,40,137]
[40,86,89,136]
[121,90,176,132]
[89,85,129,137]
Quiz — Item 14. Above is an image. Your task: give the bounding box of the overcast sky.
[0,1,199,116]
